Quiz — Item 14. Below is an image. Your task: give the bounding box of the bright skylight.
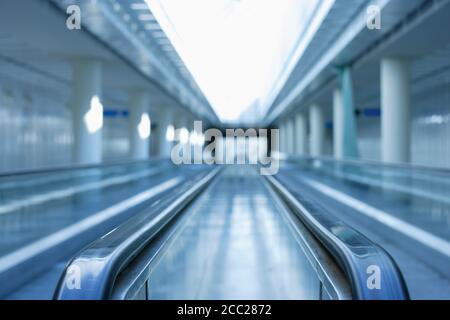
[146,0,322,121]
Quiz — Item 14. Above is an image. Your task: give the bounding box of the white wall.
[0,74,72,171]
[102,113,130,161]
[355,48,450,168]
[357,118,381,161]
[0,63,131,172]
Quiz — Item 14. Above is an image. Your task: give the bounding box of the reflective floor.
[148,166,320,299]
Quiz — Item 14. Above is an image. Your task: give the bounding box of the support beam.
[193,119,203,164]
[279,122,286,154]
[129,90,151,160]
[295,112,307,156]
[174,114,190,145]
[158,108,174,158]
[72,59,103,164]
[381,58,411,163]
[333,88,344,159]
[338,66,359,158]
[309,104,324,157]
[286,119,295,155]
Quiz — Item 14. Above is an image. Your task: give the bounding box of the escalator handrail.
[267,174,410,300]
[0,157,170,178]
[288,155,450,175]
[53,167,220,300]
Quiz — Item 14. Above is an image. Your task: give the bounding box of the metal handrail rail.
[266,174,410,300]
[53,167,221,300]
[263,178,352,300]
[287,155,450,174]
[0,157,170,178]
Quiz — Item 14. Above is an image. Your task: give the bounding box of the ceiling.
[0,0,219,124]
[264,0,450,125]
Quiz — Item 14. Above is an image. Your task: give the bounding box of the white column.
[129,90,151,160]
[295,112,307,155]
[381,58,411,163]
[180,116,190,145]
[279,122,286,154]
[193,119,203,164]
[174,114,183,141]
[333,88,344,159]
[72,59,103,164]
[285,119,294,155]
[338,66,359,158]
[309,104,324,157]
[158,108,174,158]
[174,114,189,144]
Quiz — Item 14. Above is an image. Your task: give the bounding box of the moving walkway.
[7,158,445,299]
[48,165,408,300]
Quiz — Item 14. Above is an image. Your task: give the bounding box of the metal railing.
[0,157,171,178]
[266,174,410,300]
[262,177,352,300]
[54,167,221,299]
[287,155,450,174]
